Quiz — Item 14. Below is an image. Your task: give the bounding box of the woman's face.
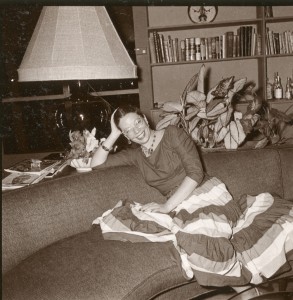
[119,112,151,145]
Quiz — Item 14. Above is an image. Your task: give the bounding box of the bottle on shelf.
[266,78,273,100]
[273,73,283,99]
[285,77,292,100]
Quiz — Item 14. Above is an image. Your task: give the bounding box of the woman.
[91,105,205,214]
[84,105,292,297]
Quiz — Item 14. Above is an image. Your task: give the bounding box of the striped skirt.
[93,177,293,287]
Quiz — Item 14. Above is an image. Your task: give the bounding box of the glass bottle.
[285,77,292,100]
[266,78,273,100]
[274,75,283,99]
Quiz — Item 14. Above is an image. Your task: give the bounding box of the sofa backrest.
[201,147,293,201]
[2,146,292,275]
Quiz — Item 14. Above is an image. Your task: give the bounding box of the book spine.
[173,38,179,62]
[284,31,289,54]
[180,40,185,61]
[195,37,201,61]
[243,26,247,56]
[232,34,237,57]
[200,38,206,60]
[148,36,157,63]
[274,32,280,54]
[185,38,190,61]
[256,34,262,55]
[287,31,292,53]
[159,34,166,63]
[168,35,173,62]
[221,34,226,59]
[163,41,170,62]
[239,26,245,57]
[251,28,256,56]
[236,34,240,57]
[211,37,217,59]
[226,31,234,58]
[190,37,195,61]
[204,38,209,60]
[279,33,284,54]
[215,36,220,59]
[268,30,274,54]
[153,31,161,63]
[207,37,212,59]
[247,26,252,56]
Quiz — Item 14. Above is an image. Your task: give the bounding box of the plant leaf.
[206,83,219,103]
[220,106,233,127]
[215,126,229,143]
[206,98,224,113]
[156,114,178,130]
[225,78,247,105]
[206,103,227,118]
[186,90,206,104]
[170,116,181,126]
[230,78,246,94]
[224,119,246,149]
[270,108,293,123]
[185,106,200,120]
[197,64,205,93]
[181,72,199,103]
[162,101,183,113]
[254,137,269,149]
[211,76,234,98]
[189,116,201,132]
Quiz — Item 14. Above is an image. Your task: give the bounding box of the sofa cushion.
[2,225,206,300]
[202,148,284,200]
[278,147,293,200]
[2,166,166,275]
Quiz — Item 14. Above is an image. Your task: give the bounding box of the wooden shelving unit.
[132,6,293,127]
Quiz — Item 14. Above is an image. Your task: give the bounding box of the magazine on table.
[2,172,47,190]
[4,158,61,175]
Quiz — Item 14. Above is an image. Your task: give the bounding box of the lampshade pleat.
[18,6,137,81]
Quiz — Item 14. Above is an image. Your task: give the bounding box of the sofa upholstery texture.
[2,146,293,300]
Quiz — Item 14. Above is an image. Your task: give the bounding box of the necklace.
[141,131,156,157]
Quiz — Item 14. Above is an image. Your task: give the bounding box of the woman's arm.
[90,131,121,167]
[141,176,199,213]
[90,110,121,168]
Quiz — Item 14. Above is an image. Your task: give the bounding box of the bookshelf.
[132,6,293,128]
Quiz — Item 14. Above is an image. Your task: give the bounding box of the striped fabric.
[93,177,293,287]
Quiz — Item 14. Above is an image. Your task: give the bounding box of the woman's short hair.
[114,105,144,129]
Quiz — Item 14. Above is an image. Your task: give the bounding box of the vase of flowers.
[67,127,104,172]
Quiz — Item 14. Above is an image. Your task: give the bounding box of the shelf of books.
[133,6,293,124]
[265,19,293,56]
[149,25,263,65]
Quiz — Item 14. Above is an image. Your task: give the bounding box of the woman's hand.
[140,202,170,214]
[70,158,92,168]
[110,109,121,138]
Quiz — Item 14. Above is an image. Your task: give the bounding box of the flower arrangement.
[67,127,105,161]
[156,64,263,150]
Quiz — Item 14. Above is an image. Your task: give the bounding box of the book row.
[266,29,293,55]
[149,26,262,64]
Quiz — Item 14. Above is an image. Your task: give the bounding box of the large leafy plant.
[252,105,293,148]
[156,64,262,149]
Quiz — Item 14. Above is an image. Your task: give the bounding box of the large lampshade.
[18,6,137,82]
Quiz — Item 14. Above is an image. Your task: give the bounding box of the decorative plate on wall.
[188,6,218,23]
